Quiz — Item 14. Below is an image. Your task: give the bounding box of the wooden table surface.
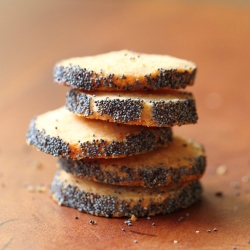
[1,1,250,249]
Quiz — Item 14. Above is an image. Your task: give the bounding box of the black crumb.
[124,219,132,225]
[75,216,79,219]
[89,220,95,224]
[178,217,184,222]
[215,191,223,197]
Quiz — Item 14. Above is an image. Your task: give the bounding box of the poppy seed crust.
[54,50,197,91]
[26,119,71,158]
[65,89,198,127]
[152,99,198,126]
[58,136,206,187]
[51,170,202,217]
[26,108,173,159]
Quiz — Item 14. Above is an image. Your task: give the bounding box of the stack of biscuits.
[26,50,206,218]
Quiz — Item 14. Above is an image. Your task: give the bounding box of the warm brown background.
[1,1,250,249]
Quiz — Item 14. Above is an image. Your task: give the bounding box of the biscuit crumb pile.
[26,50,206,217]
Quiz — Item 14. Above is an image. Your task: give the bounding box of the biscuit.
[66,89,198,127]
[58,136,206,188]
[26,107,172,159]
[54,50,197,91]
[51,169,202,217]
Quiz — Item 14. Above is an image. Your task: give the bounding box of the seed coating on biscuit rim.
[51,170,202,217]
[66,90,93,117]
[66,90,144,123]
[54,50,197,91]
[26,119,71,157]
[65,89,198,127]
[26,108,173,159]
[152,99,198,127]
[77,129,172,158]
[58,136,206,187]
[58,156,206,188]
[95,98,144,123]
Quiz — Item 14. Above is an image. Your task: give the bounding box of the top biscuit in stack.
[54,50,196,92]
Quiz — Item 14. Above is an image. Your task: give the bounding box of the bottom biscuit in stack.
[51,169,202,218]
[51,136,206,217]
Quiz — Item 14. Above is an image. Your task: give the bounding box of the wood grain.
[0,1,250,249]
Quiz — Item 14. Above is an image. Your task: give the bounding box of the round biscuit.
[54,50,197,91]
[26,107,172,159]
[58,136,206,188]
[51,169,202,217]
[66,89,198,127]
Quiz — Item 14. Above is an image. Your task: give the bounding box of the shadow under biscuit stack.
[26,50,206,218]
